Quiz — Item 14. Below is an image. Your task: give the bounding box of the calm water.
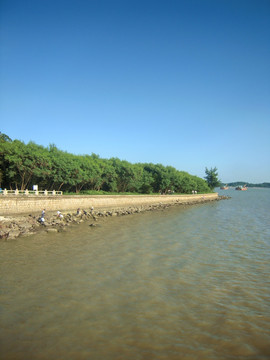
[1,189,270,360]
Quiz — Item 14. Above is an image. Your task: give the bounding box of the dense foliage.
[204,167,221,190]
[0,133,211,194]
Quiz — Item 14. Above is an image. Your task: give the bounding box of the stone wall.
[0,193,218,215]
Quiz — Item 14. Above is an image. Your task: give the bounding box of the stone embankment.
[0,193,218,215]
[0,194,229,240]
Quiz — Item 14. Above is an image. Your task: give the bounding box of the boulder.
[19,222,33,231]
[0,230,8,239]
[8,229,21,239]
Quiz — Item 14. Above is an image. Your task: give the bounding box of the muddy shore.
[0,195,229,240]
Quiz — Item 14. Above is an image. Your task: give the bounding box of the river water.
[1,189,270,360]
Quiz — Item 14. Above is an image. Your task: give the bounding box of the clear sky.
[1,0,269,183]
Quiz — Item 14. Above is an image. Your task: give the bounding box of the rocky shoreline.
[0,195,230,240]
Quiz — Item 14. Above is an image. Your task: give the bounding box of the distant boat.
[235,185,247,191]
[220,184,229,190]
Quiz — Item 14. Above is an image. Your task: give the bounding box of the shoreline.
[0,193,229,240]
[0,193,218,215]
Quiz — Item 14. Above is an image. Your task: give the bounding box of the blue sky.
[1,0,269,183]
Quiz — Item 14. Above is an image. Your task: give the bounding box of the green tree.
[2,140,41,190]
[0,132,214,194]
[191,175,210,193]
[204,167,220,190]
[140,170,154,193]
[0,132,12,143]
[99,159,117,192]
[179,174,196,193]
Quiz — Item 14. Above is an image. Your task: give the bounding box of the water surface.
[1,189,270,359]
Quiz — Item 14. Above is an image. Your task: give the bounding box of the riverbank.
[0,193,218,215]
[0,194,229,240]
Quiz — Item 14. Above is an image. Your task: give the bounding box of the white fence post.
[1,189,62,196]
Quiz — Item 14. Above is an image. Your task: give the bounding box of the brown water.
[1,189,270,359]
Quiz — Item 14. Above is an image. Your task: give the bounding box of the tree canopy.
[0,133,212,194]
[204,167,221,190]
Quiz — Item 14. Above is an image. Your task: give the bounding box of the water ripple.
[1,189,270,359]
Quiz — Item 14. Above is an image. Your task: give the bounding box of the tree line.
[226,182,270,188]
[0,133,212,194]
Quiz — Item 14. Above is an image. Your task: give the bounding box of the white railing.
[0,189,62,196]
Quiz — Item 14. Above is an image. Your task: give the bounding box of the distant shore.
[0,193,230,240]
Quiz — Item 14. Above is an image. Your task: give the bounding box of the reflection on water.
[1,189,270,359]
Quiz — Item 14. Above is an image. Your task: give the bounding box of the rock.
[9,222,19,230]
[52,219,62,225]
[8,229,21,239]
[46,228,58,233]
[19,223,33,231]
[20,232,36,238]
[0,230,8,239]
[218,195,231,200]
